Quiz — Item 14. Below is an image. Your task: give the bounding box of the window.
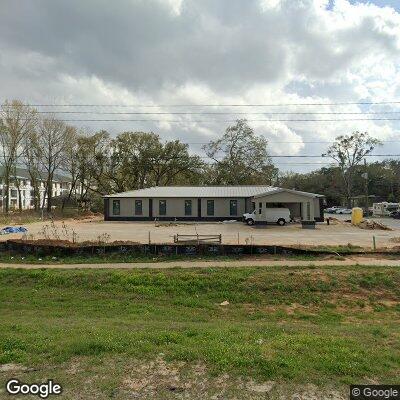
[184,200,192,216]
[251,202,255,212]
[230,199,238,216]
[159,200,167,216]
[113,200,120,215]
[11,190,17,198]
[135,200,143,215]
[306,202,311,220]
[207,200,214,216]
[258,202,262,214]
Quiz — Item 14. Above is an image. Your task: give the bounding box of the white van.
[243,208,291,226]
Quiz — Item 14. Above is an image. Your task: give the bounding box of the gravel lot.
[1,214,400,248]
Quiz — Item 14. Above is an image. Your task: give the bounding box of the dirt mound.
[358,219,392,231]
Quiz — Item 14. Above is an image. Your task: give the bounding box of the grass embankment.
[0,266,399,398]
[0,251,326,264]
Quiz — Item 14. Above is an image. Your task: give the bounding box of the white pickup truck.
[243,208,291,226]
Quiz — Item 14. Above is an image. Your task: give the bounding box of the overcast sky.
[0,0,399,172]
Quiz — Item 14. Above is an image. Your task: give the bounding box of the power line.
[282,154,400,158]
[273,163,333,165]
[8,101,400,107]
[201,161,335,165]
[184,140,400,144]
[29,111,400,115]
[53,118,400,122]
[200,154,400,159]
[271,154,400,158]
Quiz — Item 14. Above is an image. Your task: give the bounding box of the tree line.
[0,101,278,213]
[1,99,396,213]
[278,131,400,208]
[280,158,400,207]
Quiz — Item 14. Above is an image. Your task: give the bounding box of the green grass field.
[0,251,326,264]
[0,265,399,399]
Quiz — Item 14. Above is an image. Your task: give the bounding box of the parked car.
[390,211,400,219]
[336,208,352,214]
[325,206,341,213]
[243,208,291,226]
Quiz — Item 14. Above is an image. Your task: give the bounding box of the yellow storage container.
[351,207,363,225]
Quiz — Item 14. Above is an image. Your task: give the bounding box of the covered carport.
[251,188,324,222]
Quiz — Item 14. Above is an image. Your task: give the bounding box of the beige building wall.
[109,197,199,218]
[109,197,248,218]
[109,197,149,217]
[152,197,198,218]
[200,198,246,218]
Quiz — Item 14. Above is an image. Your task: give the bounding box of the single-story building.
[104,186,325,222]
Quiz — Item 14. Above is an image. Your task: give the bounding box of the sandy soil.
[1,256,400,269]
[1,216,400,248]
[0,357,347,400]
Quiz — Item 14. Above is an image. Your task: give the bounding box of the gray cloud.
[1,0,398,90]
[0,0,399,171]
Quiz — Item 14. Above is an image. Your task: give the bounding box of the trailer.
[372,202,399,217]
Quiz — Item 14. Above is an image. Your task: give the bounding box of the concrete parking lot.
[2,215,400,249]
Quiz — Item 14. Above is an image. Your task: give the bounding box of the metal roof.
[253,188,323,199]
[104,186,322,198]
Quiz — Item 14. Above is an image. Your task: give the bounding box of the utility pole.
[364,158,369,217]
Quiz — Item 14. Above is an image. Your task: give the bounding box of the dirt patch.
[0,363,29,372]
[72,212,103,221]
[121,357,197,398]
[118,358,345,399]
[358,219,392,231]
[289,384,345,400]
[0,356,348,399]
[246,379,275,393]
[327,217,348,225]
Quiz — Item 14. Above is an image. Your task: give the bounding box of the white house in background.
[0,167,74,210]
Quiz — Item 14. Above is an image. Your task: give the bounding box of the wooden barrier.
[173,234,222,244]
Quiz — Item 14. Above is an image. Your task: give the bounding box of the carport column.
[301,201,314,221]
[104,198,109,221]
[309,201,315,221]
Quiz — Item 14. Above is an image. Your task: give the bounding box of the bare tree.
[75,130,112,197]
[36,116,76,212]
[0,100,37,212]
[22,128,44,211]
[323,131,381,207]
[60,128,79,210]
